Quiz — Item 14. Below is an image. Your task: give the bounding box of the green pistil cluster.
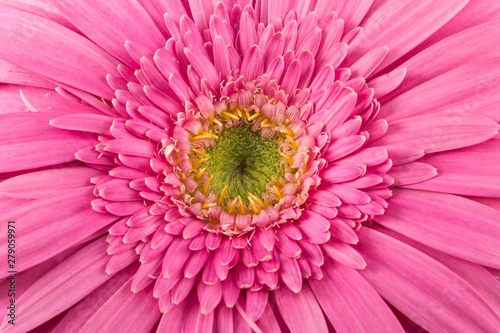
[206,124,283,203]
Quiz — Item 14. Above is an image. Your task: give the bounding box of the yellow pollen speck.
[260,118,269,126]
[284,118,290,125]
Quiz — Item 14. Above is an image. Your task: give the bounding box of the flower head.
[1,1,500,332]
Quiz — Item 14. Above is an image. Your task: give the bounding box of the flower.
[1,0,500,332]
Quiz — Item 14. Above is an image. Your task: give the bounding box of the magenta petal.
[0,112,96,172]
[0,187,116,277]
[376,189,500,269]
[358,228,500,332]
[310,260,404,333]
[274,283,329,333]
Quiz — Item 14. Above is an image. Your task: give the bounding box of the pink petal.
[0,238,112,332]
[389,162,438,186]
[322,241,366,269]
[358,228,500,333]
[0,112,96,172]
[376,189,500,269]
[198,280,223,314]
[49,264,136,332]
[79,279,160,333]
[406,140,500,197]
[0,187,116,277]
[348,0,469,73]
[52,0,164,67]
[0,7,118,99]
[0,166,102,199]
[274,283,328,333]
[315,0,373,31]
[310,259,404,333]
[382,226,500,315]
[380,58,500,121]
[50,114,114,135]
[375,113,499,154]
[384,21,500,104]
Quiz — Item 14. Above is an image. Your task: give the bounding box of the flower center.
[206,124,284,204]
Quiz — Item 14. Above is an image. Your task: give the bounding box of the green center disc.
[206,125,283,203]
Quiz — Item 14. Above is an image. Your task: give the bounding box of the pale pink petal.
[358,228,500,332]
[376,189,500,269]
[310,259,404,333]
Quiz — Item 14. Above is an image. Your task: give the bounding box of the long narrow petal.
[310,260,404,333]
[0,238,112,332]
[380,58,500,121]
[358,228,500,333]
[375,113,499,154]
[0,112,96,172]
[383,21,500,103]
[0,187,117,277]
[0,166,102,199]
[347,0,469,73]
[274,283,328,333]
[375,189,500,268]
[0,6,118,99]
[79,279,160,333]
[51,0,165,67]
[405,139,500,197]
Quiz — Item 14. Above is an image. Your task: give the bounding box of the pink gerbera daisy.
[0,0,499,332]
